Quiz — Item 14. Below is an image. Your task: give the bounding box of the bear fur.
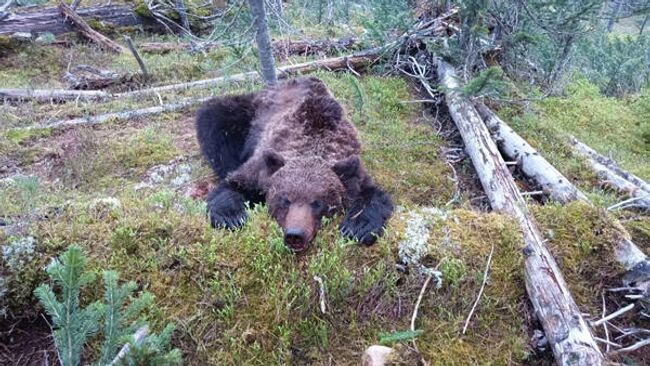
[196,76,393,251]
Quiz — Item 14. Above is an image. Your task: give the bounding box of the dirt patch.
[0,316,58,366]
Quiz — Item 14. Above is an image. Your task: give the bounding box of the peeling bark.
[438,59,603,366]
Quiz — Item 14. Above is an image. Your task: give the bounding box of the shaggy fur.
[196,77,393,250]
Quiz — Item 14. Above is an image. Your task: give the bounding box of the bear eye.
[281,196,291,208]
[310,200,323,211]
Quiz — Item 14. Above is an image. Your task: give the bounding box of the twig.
[70,0,81,10]
[108,325,149,366]
[124,35,149,80]
[521,190,545,197]
[313,276,327,314]
[591,303,635,327]
[593,337,621,349]
[608,194,650,211]
[607,338,650,356]
[601,292,610,353]
[462,244,495,335]
[411,274,433,331]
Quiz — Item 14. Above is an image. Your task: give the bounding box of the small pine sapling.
[34,246,181,366]
[33,245,104,366]
[98,270,154,365]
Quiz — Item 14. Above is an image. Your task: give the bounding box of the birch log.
[570,137,650,194]
[476,104,650,275]
[570,137,650,211]
[438,59,603,365]
[475,103,588,204]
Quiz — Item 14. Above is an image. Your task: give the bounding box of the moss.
[534,202,621,310]
[85,19,118,36]
[134,0,154,18]
[5,128,52,145]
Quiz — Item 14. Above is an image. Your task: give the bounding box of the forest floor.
[1,16,650,366]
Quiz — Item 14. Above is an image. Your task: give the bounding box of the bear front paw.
[207,184,249,229]
[209,209,247,229]
[340,208,385,246]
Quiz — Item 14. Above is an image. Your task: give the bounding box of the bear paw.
[207,185,249,229]
[340,208,385,246]
[209,209,247,229]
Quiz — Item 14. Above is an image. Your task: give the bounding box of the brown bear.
[196,77,393,252]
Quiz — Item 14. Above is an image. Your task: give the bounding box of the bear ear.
[263,149,285,175]
[332,156,360,180]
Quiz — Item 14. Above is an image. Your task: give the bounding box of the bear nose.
[284,228,307,252]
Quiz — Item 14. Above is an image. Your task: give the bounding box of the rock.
[362,345,394,366]
[11,32,32,41]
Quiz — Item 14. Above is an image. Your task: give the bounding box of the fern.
[33,245,103,366]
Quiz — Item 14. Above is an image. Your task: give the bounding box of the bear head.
[261,150,361,252]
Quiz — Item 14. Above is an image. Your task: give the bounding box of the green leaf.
[379,329,424,345]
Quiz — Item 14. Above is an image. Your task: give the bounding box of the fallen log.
[15,49,380,130]
[477,103,650,277]
[58,0,126,53]
[475,103,588,204]
[0,5,157,36]
[140,37,358,56]
[2,48,380,104]
[438,60,603,365]
[570,137,650,194]
[570,137,650,211]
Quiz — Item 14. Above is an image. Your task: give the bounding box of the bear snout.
[283,204,316,252]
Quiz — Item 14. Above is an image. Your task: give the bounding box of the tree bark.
[438,60,603,366]
[570,137,650,194]
[570,137,650,211]
[11,50,379,131]
[476,103,588,204]
[607,0,623,32]
[0,5,158,36]
[477,104,650,276]
[58,0,126,53]
[248,0,277,85]
[174,0,191,35]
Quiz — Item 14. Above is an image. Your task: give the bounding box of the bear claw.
[210,212,247,230]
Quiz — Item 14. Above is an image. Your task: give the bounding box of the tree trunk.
[438,60,603,366]
[607,0,623,32]
[0,5,158,35]
[248,0,278,85]
[570,137,650,194]
[174,0,191,35]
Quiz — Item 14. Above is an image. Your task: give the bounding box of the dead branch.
[438,59,603,365]
[58,0,126,53]
[24,97,210,130]
[462,244,494,335]
[124,35,149,79]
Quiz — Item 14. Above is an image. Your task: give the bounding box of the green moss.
[5,128,52,144]
[534,202,621,309]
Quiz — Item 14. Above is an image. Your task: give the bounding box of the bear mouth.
[284,234,309,252]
